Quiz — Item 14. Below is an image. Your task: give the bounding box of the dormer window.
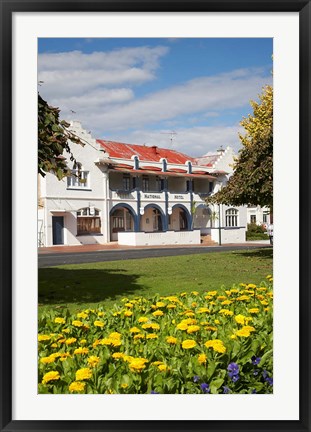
[67,162,89,189]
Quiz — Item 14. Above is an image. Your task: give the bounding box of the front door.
[52,216,64,245]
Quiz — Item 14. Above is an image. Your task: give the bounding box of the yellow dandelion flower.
[42,371,60,385]
[235,314,246,325]
[94,320,105,328]
[87,356,100,367]
[219,309,234,316]
[205,326,217,331]
[214,319,220,325]
[166,336,178,344]
[156,301,166,308]
[167,304,176,309]
[150,323,160,330]
[158,364,169,372]
[130,327,141,333]
[62,328,71,334]
[65,337,77,345]
[248,308,260,314]
[75,368,92,381]
[124,310,133,317]
[152,310,164,317]
[121,383,128,389]
[198,353,207,364]
[138,317,149,323]
[38,335,51,342]
[264,307,270,312]
[236,295,250,301]
[69,381,85,392]
[182,339,197,349]
[133,333,145,340]
[187,325,200,334]
[205,339,226,353]
[74,347,89,355]
[176,322,188,331]
[80,339,87,345]
[146,333,158,339]
[40,356,55,364]
[184,312,195,317]
[77,312,88,319]
[51,343,58,348]
[128,357,148,372]
[72,320,83,327]
[222,300,232,305]
[97,311,104,317]
[236,328,251,337]
[112,352,124,360]
[54,317,66,324]
[206,291,218,296]
[197,307,210,314]
[217,295,226,301]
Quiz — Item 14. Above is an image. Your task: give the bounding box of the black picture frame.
[1,1,310,431]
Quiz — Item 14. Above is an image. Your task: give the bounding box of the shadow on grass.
[38,267,144,306]
[232,248,273,260]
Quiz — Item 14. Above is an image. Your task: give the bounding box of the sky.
[38,38,272,157]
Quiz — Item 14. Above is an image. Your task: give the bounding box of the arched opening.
[170,205,191,231]
[110,205,136,241]
[140,204,165,232]
[193,204,212,229]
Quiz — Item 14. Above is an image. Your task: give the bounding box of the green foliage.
[208,86,273,208]
[38,278,273,394]
[246,223,269,241]
[38,94,84,180]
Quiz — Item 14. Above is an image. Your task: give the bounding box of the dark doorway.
[52,216,64,245]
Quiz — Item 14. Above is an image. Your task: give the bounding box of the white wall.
[118,230,201,246]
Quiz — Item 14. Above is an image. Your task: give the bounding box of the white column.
[102,171,110,243]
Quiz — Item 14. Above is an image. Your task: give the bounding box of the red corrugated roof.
[195,154,220,167]
[97,139,195,164]
[110,166,216,180]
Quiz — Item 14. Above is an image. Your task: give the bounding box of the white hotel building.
[38,122,247,247]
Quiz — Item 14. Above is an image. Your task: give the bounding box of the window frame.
[225,208,239,227]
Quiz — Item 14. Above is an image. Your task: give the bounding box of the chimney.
[151,145,158,154]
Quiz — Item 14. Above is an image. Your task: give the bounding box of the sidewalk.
[38,240,271,254]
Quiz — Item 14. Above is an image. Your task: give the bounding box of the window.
[142,176,149,192]
[156,176,163,192]
[77,207,101,235]
[263,213,268,223]
[67,163,89,188]
[153,209,162,231]
[123,175,130,191]
[225,208,238,227]
[250,215,256,224]
[209,182,214,193]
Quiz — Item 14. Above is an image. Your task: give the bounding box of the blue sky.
[38,38,272,156]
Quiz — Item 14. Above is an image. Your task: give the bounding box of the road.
[38,244,271,268]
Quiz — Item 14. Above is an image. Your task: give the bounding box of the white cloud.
[105,125,244,157]
[78,68,271,132]
[38,46,169,100]
[38,46,271,158]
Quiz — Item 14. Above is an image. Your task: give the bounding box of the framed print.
[1,0,310,431]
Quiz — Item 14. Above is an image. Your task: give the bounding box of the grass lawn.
[38,248,272,315]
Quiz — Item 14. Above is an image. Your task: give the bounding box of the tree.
[208,85,273,209]
[38,94,84,180]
